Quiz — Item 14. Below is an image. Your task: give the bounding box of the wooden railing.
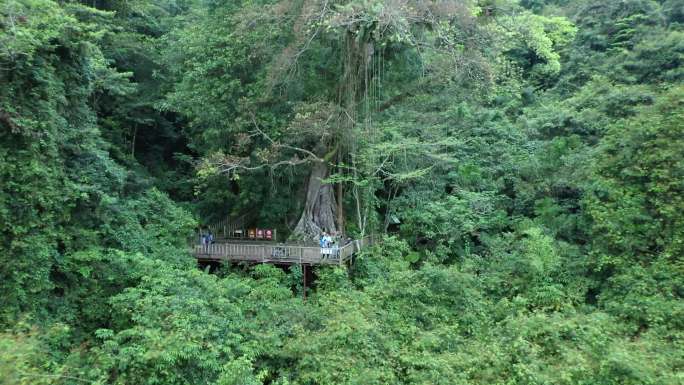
[194,236,373,265]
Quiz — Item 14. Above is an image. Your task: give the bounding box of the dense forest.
[1,0,683,384]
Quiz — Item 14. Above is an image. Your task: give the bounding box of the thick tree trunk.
[291,161,337,241]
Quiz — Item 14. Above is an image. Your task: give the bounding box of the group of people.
[200,231,214,249]
[319,231,352,258]
[318,231,336,248]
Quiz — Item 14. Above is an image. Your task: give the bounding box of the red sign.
[265,230,272,240]
[257,229,264,238]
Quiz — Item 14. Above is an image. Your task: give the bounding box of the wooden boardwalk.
[193,236,373,266]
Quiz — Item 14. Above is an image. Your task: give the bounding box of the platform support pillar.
[302,264,307,300]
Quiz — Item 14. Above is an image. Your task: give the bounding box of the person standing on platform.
[200,232,207,253]
[320,231,331,258]
[332,235,340,258]
[319,232,327,248]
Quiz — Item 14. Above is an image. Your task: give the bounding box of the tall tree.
[173,0,542,239]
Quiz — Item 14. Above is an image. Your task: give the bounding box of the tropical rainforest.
[1,0,683,384]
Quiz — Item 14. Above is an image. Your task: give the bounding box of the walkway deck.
[193,236,373,265]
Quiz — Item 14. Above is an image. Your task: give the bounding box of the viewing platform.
[193,236,373,266]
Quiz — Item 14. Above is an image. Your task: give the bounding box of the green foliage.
[583,87,684,331]
[587,87,684,263]
[92,262,303,385]
[511,13,578,82]
[2,1,684,384]
[399,191,509,261]
[0,330,53,385]
[0,0,194,329]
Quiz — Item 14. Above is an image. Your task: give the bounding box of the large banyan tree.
[173,0,574,240]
